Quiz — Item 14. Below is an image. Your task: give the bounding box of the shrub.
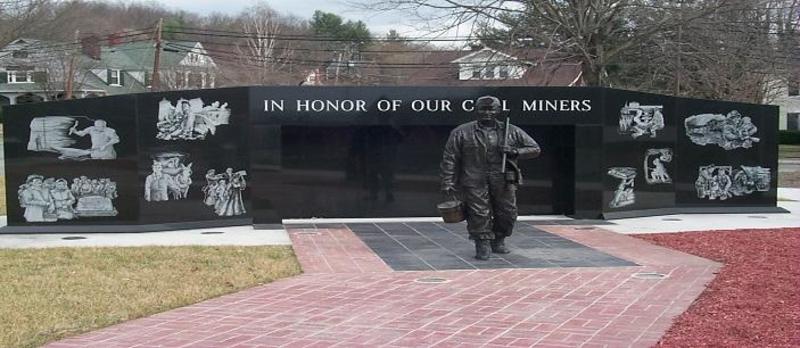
[779,130,800,144]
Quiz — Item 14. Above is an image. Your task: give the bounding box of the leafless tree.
[0,0,49,45]
[234,3,298,84]
[356,0,799,103]
[613,0,799,103]
[357,0,756,86]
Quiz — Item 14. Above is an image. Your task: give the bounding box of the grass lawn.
[0,246,302,348]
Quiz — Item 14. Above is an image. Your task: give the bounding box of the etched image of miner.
[440,96,541,260]
[68,119,120,159]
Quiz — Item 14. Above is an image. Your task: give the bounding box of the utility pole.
[334,51,342,86]
[64,30,79,100]
[151,18,163,91]
[675,1,683,96]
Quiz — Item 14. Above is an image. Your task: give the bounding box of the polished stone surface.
[1,86,780,232]
[346,222,636,271]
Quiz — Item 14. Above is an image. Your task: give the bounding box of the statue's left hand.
[501,145,518,156]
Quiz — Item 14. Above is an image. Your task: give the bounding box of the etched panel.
[202,168,247,216]
[144,152,193,202]
[28,117,119,160]
[18,175,118,222]
[156,98,231,140]
[644,148,673,184]
[685,111,759,150]
[608,167,636,208]
[696,165,770,200]
[619,102,664,138]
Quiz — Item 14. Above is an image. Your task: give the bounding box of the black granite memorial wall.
[2,87,251,233]
[0,86,782,233]
[248,86,599,226]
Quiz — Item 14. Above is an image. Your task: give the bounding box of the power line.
[0,28,154,54]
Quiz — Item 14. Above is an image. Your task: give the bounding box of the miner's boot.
[491,237,511,254]
[474,239,491,260]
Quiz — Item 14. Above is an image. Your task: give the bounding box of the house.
[311,47,584,87]
[772,75,800,130]
[406,47,584,87]
[0,37,216,106]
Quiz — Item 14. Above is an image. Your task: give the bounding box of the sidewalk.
[0,217,291,248]
[602,188,800,234]
[4,189,800,248]
[46,223,719,348]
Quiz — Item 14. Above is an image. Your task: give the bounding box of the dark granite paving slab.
[345,222,638,271]
[516,220,615,226]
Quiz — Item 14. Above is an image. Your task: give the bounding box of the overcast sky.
[157,0,473,46]
[159,0,414,35]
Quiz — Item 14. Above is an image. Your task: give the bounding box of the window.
[499,67,509,79]
[7,70,33,83]
[481,67,494,79]
[188,72,202,89]
[471,68,480,79]
[189,53,202,64]
[12,50,28,58]
[789,80,799,97]
[789,113,800,130]
[108,69,121,86]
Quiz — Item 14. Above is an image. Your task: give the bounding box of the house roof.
[0,38,211,71]
[0,38,56,61]
[0,37,210,95]
[100,40,209,70]
[80,70,145,95]
[450,48,532,65]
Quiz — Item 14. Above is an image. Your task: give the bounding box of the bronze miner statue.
[440,95,541,260]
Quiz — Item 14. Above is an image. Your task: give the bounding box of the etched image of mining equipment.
[608,167,637,208]
[685,110,759,150]
[695,165,770,200]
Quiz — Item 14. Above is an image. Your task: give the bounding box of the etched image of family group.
[608,102,770,209]
[18,174,118,222]
[201,168,247,216]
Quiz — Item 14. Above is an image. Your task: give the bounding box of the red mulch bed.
[635,228,800,347]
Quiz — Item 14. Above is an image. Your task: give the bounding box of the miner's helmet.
[476,96,501,111]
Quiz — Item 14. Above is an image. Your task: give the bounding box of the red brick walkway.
[47,225,719,348]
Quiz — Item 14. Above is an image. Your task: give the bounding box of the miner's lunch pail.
[437,199,465,223]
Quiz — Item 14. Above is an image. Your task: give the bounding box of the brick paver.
[46,224,720,348]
